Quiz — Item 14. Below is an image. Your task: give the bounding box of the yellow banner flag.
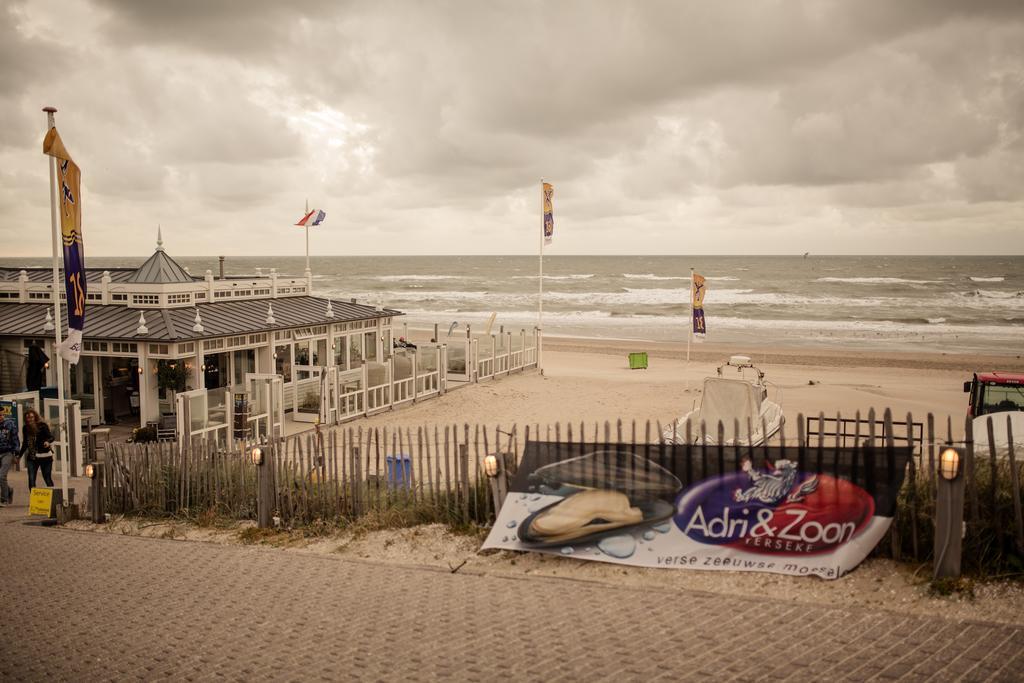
[43,126,87,363]
[43,127,82,249]
[692,273,706,338]
[542,182,553,245]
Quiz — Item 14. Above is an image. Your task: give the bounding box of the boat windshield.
[982,384,1024,415]
[698,378,761,432]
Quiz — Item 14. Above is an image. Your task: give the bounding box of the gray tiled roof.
[0,267,137,283]
[125,249,195,283]
[0,297,401,342]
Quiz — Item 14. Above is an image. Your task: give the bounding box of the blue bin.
[386,455,412,488]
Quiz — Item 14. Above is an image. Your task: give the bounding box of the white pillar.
[192,347,203,391]
[137,346,153,427]
[101,271,111,305]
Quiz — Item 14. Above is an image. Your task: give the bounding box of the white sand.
[349,338,1024,439]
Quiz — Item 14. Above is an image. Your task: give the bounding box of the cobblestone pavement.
[1,521,1022,682]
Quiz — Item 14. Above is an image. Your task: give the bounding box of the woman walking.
[19,409,54,490]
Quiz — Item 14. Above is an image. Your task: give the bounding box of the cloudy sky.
[1,0,1022,257]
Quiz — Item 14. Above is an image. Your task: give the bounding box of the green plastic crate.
[628,352,648,370]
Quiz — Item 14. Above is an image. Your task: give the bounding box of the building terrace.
[0,235,538,463]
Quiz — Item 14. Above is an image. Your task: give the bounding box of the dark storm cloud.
[0,0,1022,256]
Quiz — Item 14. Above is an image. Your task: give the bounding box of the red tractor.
[964,372,1024,418]
[964,373,1024,453]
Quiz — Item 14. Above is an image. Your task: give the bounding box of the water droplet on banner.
[506,520,517,528]
[653,523,671,534]
[598,535,636,559]
[560,547,574,555]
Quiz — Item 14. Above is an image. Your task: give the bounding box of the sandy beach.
[356,334,1024,438]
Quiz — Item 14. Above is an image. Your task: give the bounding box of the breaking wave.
[623,273,739,281]
[374,274,460,281]
[622,273,688,281]
[511,274,595,280]
[816,277,942,284]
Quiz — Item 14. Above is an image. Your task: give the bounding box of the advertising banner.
[483,442,911,579]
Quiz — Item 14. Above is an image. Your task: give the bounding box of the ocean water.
[4,255,1022,353]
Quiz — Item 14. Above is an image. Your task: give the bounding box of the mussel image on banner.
[517,450,682,546]
[483,441,911,579]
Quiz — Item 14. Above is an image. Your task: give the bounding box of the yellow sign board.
[29,488,55,517]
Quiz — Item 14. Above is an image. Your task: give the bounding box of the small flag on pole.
[43,126,86,364]
[692,272,707,341]
[295,209,326,227]
[542,182,553,245]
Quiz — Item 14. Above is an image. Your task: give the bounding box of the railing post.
[389,355,396,409]
[412,350,418,403]
[361,361,369,416]
[520,329,526,371]
[439,345,447,394]
[255,443,274,529]
[472,338,479,383]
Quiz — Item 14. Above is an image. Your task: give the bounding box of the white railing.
[366,383,390,413]
[445,340,470,382]
[177,388,231,450]
[293,374,322,423]
[416,370,439,397]
[261,330,542,431]
[339,387,365,418]
[477,356,494,380]
[393,376,415,405]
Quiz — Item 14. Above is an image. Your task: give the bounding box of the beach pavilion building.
[0,234,538,474]
[0,234,407,448]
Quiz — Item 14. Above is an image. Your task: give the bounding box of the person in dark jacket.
[0,410,19,505]
[18,409,54,490]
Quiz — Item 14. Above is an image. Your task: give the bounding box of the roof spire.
[136,311,149,336]
[265,302,276,325]
[156,224,164,251]
[325,299,335,319]
[44,308,55,332]
[192,309,204,333]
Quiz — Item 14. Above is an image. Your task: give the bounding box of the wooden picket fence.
[100,409,1024,573]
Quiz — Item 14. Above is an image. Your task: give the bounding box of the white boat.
[663,355,784,446]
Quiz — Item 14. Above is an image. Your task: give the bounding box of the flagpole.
[304,198,310,274]
[43,106,69,505]
[538,179,544,376]
[686,266,694,402]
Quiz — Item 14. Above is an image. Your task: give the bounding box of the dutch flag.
[296,209,326,227]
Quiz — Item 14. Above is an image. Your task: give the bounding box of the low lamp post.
[934,446,965,580]
[483,454,499,477]
[252,445,273,529]
[84,462,103,524]
[483,454,504,517]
